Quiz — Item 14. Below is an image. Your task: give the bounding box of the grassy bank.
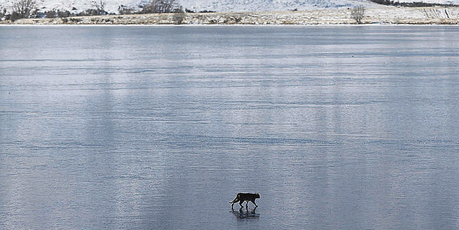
[2,6,459,25]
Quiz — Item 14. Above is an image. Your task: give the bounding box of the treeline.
[118,0,183,15]
[0,0,188,21]
[368,0,459,7]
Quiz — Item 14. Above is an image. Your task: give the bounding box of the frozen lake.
[1,25,459,229]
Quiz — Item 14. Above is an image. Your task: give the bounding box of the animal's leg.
[239,200,244,208]
[246,201,248,209]
[251,200,258,207]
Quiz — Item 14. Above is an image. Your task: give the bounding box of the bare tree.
[92,0,106,15]
[351,5,365,24]
[141,0,179,14]
[1,7,6,19]
[12,0,36,18]
[173,6,185,24]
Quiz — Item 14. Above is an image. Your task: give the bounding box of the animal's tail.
[229,197,238,203]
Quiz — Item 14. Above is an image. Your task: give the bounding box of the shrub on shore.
[351,5,365,24]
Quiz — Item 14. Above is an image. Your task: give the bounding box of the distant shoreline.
[2,6,459,25]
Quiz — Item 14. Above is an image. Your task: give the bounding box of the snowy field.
[1,0,459,14]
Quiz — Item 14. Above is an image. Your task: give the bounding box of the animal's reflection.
[231,207,260,219]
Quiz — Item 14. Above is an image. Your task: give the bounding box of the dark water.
[1,25,459,229]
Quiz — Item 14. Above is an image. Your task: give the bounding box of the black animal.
[229,193,260,209]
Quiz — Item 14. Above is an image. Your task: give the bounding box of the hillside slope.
[180,0,371,12]
[1,0,459,14]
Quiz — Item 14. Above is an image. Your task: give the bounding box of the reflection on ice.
[231,207,260,219]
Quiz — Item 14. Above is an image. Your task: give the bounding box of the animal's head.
[256,193,260,198]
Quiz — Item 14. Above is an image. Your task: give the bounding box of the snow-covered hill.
[1,0,459,14]
[0,0,369,13]
[180,0,371,13]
